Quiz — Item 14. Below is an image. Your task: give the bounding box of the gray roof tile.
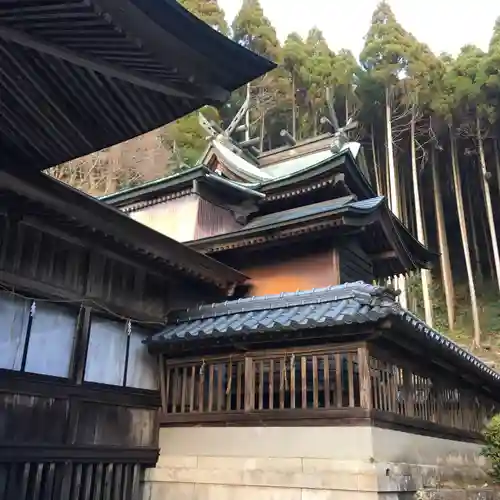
[146,282,500,385]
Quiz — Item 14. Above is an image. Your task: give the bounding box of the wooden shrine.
[0,2,273,499]
[105,132,500,499]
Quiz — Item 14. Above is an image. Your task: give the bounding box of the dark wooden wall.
[0,212,203,322]
[0,295,160,499]
[338,241,374,284]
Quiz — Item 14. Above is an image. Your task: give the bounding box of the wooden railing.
[159,343,498,435]
[369,355,498,433]
[160,344,368,415]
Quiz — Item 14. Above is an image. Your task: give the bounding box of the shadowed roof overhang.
[0,165,248,290]
[0,0,276,170]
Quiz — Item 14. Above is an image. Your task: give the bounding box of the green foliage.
[177,0,228,34]
[482,414,500,482]
[232,0,281,61]
[283,32,307,77]
[359,1,415,85]
[165,106,220,166]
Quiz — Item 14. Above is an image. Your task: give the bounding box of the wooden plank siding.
[338,241,374,284]
[194,197,242,240]
[127,194,242,243]
[0,198,178,494]
[0,211,199,322]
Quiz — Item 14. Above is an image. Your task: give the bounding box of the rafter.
[0,23,229,103]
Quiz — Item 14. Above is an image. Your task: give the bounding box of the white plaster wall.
[129,195,199,242]
[143,426,489,500]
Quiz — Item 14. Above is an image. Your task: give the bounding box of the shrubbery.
[482,414,500,482]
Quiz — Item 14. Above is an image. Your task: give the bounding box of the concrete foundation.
[143,426,493,500]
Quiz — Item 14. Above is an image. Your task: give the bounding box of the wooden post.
[357,346,372,410]
[244,356,255,412]
[402,367,414,417]
[71,306,92,384]
[158,354,167,414]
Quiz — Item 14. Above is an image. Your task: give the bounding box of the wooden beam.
[368,251,397,261]
[0,445,159,464]
[0,268,163,324]
[0,24,229,103]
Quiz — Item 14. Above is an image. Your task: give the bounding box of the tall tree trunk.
[475,160,493,279]
[259,111,266,153]
[385,87,399,218]
[410,109,433,326]
[370,125,382,195]
[291,75,297,140]
[431,147,454,330]
[476,115,500,293]
[450,129,481,347]
[465,165,483,286]
[494,139,500,197]
[385,86,407,308]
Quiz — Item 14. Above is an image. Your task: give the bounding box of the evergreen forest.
[53,0,500,361]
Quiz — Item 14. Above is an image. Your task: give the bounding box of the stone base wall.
[143,426,491,500]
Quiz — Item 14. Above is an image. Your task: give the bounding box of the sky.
[218,0,499,58]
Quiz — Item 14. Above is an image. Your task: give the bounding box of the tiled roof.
[149,282,397,342]
[146,282,500,384]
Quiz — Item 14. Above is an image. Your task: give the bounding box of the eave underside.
[0,0,275,170]
[0,167,246,290]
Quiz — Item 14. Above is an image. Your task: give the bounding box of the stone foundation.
[143,426,492,500]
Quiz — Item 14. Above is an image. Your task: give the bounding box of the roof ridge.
[168,282,397,324]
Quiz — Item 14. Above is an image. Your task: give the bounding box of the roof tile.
[146,282,500,385]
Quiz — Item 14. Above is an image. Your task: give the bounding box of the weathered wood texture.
[368,348,498,434]
[0,461,144,500]
[0,293,160,466]
[194,197,241,240]
[0,210,203,322]
[241,248,340,296]
[161,344,362,417]
[0,371,160,460]
[128,194,242,243]
[338,241,374,284]
[159,342,498,439]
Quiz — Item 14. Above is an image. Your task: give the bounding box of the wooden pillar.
[357,346,372,410]
[244,356,255,412]
[402,367,414,417]
[158,354,167,414]
[70,306,92,384]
